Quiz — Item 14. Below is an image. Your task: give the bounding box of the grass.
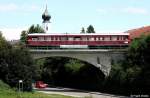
[0,92,75,98]
[0,80,75,98]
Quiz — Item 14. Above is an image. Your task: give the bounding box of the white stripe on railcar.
[60,45,88,48]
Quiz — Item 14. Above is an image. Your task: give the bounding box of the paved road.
[34,87,129,98]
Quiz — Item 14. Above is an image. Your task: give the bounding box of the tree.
[0,33,35,91]
[20,30,27,44]
[80,27,85,33]
[0,31,7,45]
[126,35,150,94]
[19,24,45,44]
[28,24,45,34]
[64,59,84,74]
[7,47,35,91]
[0,32,12,81]
[101,35,150,95]
[41,57,70,84]
[86,25,96,33]
[128,35,150,67]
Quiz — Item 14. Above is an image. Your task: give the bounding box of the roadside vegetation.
[0,32,35,91]
[0,80,75,98]
[105,35,150,95]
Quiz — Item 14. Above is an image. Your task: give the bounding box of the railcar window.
[89,37,95,41]
[56,37,60,41]
[82,37,88,41]
[100,37,104,41]
[74,37,81,41]
[87,37,89,41]
[32,37,38,41]
[120,36,123,40]
[120,36,124,40]
[46,37,51,41]
[54,38,57,41]
[104,36,110,41]
[61,37,68,41]
[100,37,103,41]
[38,37,44,41]
[53,37,56,41]
[68,37,74,41]
[58,37,60,41]
[96,37,99,41]
[51,37,54,41]
[117,36,119,40]
[111,36,117,41]
[124,36,128,40]
[54,37,58,41]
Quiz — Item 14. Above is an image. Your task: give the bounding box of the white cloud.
[20,4,40,12]
[123,7,149,14]
[96,7,149,15]
[0,27,27,41]
[0,3,18,12]
[0,3,40,12]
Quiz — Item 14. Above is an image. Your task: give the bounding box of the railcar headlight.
[124,41,128,43]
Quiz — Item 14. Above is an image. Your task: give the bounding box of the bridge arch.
[34,55,106,76]
[35,55,98,67]
[29,49,122,76]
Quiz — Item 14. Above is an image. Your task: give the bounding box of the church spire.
[42,4,51,23]
[42,4,51,33]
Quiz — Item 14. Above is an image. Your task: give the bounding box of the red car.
[35,81,48,88]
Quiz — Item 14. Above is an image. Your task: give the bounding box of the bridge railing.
[27,45,128,51]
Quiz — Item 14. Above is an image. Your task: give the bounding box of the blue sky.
[0,0,150,40]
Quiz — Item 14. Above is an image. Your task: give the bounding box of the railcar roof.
[28,32,129,36]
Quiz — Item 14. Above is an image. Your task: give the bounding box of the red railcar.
[27,33,130,49]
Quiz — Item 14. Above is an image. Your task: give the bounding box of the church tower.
[42,5,51,33]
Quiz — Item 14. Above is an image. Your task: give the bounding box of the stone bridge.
[30,49,126,76]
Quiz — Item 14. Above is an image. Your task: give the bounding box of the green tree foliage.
[103,63,142,95]
[28,24,45,34]
[0,33,35,91]
[64,59,84,74]
[0,33,12,81]
[127,35,150,93]
[104,35,150,95]
[35,57,70,84]
[0,32,8,48]
[128,35,150,67]
[20,24,45,44]
[20,30,27,44]
[86,25,96,33]
[34,58,45,81]
[6,47,34,91]
[80,27,85,33]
